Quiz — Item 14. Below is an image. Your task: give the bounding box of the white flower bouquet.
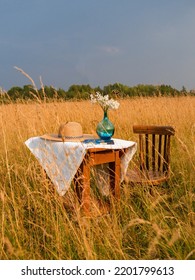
[90,91,120,112]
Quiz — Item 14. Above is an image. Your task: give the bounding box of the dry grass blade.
[0,94,195,259]
[14,66,42,102]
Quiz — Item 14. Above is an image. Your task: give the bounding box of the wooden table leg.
[74,149,121,215]
[74,163,83,203]
[82,159,91,216]
[109,150,120,199]
[114,150,120,199]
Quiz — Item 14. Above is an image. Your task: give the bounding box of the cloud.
[98,45,120,55]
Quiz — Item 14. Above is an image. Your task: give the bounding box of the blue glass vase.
[96,110,115,140]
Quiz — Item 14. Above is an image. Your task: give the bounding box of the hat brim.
[40,133,95,142]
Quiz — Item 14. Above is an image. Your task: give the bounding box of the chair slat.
[152,134,156,171]
[145,134,149,169]
[163,135,167,172]
[158,135,162,171]
[163,135,171,173]
[139,134,145,170]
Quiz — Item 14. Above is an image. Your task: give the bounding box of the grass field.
[0,96,195,259]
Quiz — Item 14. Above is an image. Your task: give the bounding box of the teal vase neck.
[103,109,108,119]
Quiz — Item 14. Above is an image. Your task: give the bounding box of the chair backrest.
[133,125,175,176]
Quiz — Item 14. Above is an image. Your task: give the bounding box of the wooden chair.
[125,125,175,186]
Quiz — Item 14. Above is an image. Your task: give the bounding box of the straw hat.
[41,122,94,142]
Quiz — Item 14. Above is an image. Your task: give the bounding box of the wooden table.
[25,137,137,214]
[74,147,127,215]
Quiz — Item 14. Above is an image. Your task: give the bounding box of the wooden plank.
[139,134,145,170]
[114,150,120,199]
[89,150,116,165]
[158,135,162,171]
[145,134,149,169]
[133,125,175,135]
[152,134,156,171]
[82,160,91,216]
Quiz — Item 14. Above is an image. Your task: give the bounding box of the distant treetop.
[0,83,193,103]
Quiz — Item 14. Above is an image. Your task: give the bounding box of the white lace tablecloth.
[25,137,137,195]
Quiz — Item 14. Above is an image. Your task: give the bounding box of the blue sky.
[1,0,195,91]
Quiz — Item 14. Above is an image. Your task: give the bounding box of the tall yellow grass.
[0,96,195,259]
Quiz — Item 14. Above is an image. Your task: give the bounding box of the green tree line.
[0,83,194,103]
